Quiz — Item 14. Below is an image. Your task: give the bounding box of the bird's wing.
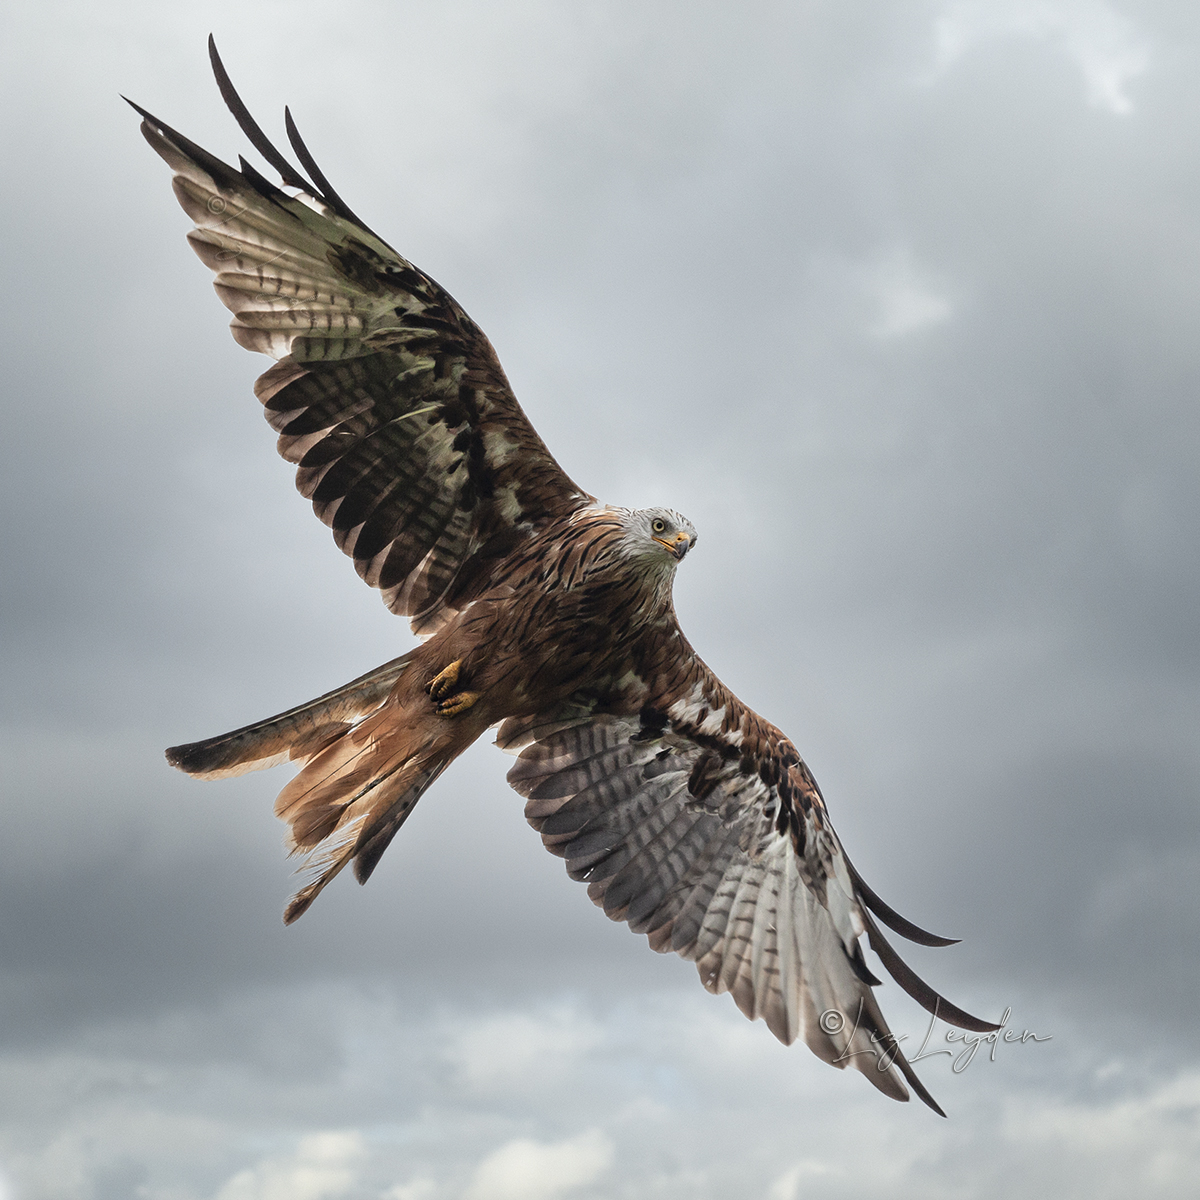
[131,40,591,636]
[498,660,997,1114]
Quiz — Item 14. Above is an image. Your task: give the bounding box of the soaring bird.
[133,38,996,1115]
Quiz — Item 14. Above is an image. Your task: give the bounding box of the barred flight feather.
[131,62,590,639]
[506,703,997,1113]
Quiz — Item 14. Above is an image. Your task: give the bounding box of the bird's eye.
[651,519,666,534]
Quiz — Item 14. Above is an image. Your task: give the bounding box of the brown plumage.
[140,38,997,1115]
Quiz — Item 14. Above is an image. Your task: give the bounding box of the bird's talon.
[435,690,481,717]
[426,659,463,701]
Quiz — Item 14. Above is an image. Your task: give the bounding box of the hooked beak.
[653,532,692,561]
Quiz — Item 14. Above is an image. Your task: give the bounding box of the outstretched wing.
[131,40,590,635]
[499,660,997,1114]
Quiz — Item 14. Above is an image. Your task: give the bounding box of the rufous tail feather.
[165,652,416,779]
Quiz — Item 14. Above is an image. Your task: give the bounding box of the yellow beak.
[653,532,691,561]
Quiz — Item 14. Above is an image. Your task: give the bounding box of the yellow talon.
[426,659,463,701]
[436,690,481,717]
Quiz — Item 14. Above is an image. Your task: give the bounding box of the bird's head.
[623,507,697,568]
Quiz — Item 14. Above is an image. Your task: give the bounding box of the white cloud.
[930,0,1150,114]
[213,1132,364,1200]
[868,248,954,338]
[765,1160,838,1200]
[442,1006,603,1091]
[463,1130,613,1200]
[766,1166,802,1200]
[385,1179,438,1200]
[1003,1071,1200,1195]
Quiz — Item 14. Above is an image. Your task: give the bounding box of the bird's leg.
[425,659,482,717]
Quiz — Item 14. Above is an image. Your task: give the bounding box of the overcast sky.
[2,1,1199,1197]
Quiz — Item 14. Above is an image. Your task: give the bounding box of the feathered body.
[228,505,705,922]
[139,39,997,1116]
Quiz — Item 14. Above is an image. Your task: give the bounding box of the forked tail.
[166,652,417,779]
[166,649,479,922]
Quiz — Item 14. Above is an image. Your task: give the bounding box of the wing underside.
[499,703,997,1115]
[131,39,589,634]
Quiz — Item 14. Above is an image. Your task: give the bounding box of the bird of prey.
[133,39,996,1115]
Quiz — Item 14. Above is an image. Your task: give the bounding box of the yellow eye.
[652,519,666,534]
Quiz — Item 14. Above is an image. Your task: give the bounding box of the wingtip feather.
[208,35,313,192]
[862,910,1001,1033]
[843,855,960,947]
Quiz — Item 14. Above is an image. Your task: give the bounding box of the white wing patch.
[668,687,744,743]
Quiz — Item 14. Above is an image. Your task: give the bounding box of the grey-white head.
[617,506,697,574]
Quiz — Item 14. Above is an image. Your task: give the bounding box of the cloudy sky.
[2,0,1199,1196]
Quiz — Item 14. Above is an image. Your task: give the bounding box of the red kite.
[134,39,996,1114]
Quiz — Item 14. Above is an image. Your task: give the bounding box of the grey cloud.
[1,0,1198,1196]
